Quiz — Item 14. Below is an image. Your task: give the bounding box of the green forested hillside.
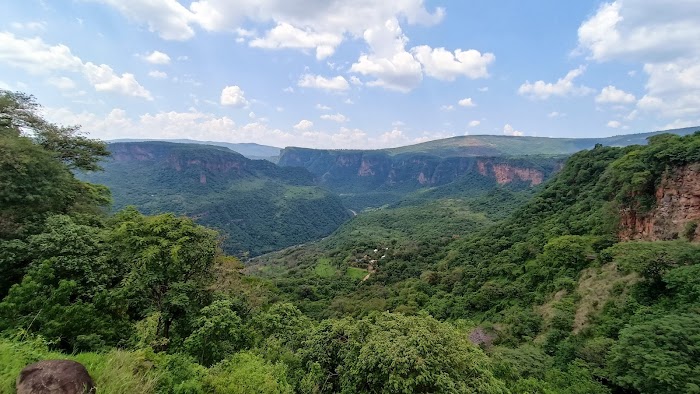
[80,141,351,255]
[255,131,700,393]
[2,90,700,394]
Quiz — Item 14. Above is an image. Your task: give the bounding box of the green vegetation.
[2,90,700,393]
[81,141,351,255]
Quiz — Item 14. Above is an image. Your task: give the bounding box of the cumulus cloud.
[503,124,523,136]
[577,1,700,122]
[92,0,195,40]
[94,0,444,56]
[607,120,622,128]
[596,85,636,104]
[220,85,248,107]
[320,113,348,122]
[298,74,349,91]
[250,23,342,59]
[412,46,494,80]
[83,63,153,100]
[458,98,475,107]
[440,105,454,111]
[143,50,171,64]
[518,66,593,100]
[548,111,565,118]
[315,103,332,111]
[468,120,480,127]
[350,19,422,93]
[0,32,152,99]
[293,119,313,130]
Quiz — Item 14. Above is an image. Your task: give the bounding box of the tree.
[0,90,108,171]
[0,215,129,351]
[608,313,700,394]
[184,300,246,366]
[108,211,220,345]
[302,312,508,394]
[0,90,110,294]
[204,352,293,394]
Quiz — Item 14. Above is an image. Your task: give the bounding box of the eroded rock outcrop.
[619,164,700,241]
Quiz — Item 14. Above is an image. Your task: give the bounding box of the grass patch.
[346,267,369,280]
[314,258,337,277]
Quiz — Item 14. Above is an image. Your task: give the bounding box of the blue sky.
[2,0,699,148]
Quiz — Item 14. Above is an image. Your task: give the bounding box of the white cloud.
[10,21,47,31]
[97,0,444,43]
[148,70,168,79]
[518,66,593,100]
[92,0,195,40]
[143,50,171,64]
[344,98,354,104]
[293,119,314,130]
[458,97,475,107]
[596,85,636,104]
[283,86,294,93]
[350,18,422,93]
[503,124,523,136]
[577,1,700,123]
[440,105,454,111]
[607,120,622,128]
[349,76,362,85]
[0,32,82,74]
[577,1,700,63]
[45,106,440,149]
[320,113,348,122]
[0,32,152,99]
[83,63,153,100]
[468,120,480,127]
[250,23,342,59]
[315,103,332,111]
[548,111,566,118]
[47,76,76,90]
[412,46,494,81]
[478,86,489,92]
[220,85,248,107]
[298,74,349,91]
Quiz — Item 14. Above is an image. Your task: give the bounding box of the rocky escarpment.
[477,160,546,186]
[278,147,563,192]
[619,164,700,241]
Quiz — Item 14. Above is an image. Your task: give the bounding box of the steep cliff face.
[619,164,700,241]
[278,147,562,192]
[477,160,545,186]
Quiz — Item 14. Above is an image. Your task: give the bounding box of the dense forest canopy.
[1,90,700,393]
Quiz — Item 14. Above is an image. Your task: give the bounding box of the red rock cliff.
[477,160,544,186]
[619,164,700,241]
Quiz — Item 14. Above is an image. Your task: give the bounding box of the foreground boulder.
[16,360,95,394]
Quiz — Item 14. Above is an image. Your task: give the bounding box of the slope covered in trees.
[2,90,700,394]
[80,141,351,256]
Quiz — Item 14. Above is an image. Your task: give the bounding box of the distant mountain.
[82,141,350,255]
[277,127,698,210]
[385,126,699,157]
[108,139,281,161]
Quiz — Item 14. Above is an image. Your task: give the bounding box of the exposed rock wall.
[477,160,544,186]
[619,164,700,241]
[278,147,561,191]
